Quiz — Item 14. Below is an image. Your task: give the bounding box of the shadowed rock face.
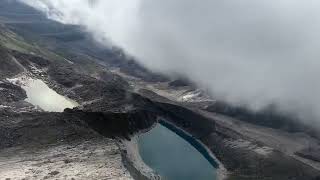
[169,78,194,88]
[153,102,215,138]
[63,109,157,140]
[79,88,216,139]
[0,108,158,150]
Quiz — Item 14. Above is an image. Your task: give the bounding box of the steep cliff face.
[63,109,157,140]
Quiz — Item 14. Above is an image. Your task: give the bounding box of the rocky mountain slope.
[1,1,320,180]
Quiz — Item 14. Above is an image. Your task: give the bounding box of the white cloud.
[20,0,320,122]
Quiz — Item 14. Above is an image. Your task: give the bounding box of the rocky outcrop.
[202,130,320,180]
[0,81,26,102]
[1,3,320,179]
[153,102,215,138]
[135,87,320,180]
[0,111,133,180]
[206,101,320,139]
[169,78,193,88]
[296,148,320,163]
[63,109,157,140]
[0,46,25,78]
[11,50,51,68]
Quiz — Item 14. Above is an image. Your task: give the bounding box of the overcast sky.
[20,0,320,122]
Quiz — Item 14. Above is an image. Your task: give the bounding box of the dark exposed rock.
[98,70,130,89]
[0,111,91,149]
[206,101,320,139]
[0,81,26,102]
[169,78,193,87]
[48,62,83,88]
[202,131,320,180]
[81,87,215,139]
[46,61,130,103]
[48,171,60,176]
[0,46,24,78]
[0,106,156,149]
[0,109,133,179]
[295,148,320,163]
[138,89,172,103]
[11,50,51,68]
[63,109,157,140]
[153,102,215,138]
[0,3,320,179]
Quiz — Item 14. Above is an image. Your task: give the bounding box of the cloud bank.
[20,0,320,122]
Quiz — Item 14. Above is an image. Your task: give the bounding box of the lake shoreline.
[126,118,228,180]
[7,74,79,112]
[120,123,161,180]
[158,119,228,180]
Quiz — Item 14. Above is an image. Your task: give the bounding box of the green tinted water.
[138,124,217,180]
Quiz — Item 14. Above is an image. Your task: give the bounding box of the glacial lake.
[138,123,217,180]
[22,78,78,112]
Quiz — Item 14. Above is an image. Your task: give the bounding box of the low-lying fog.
[20,0,320,124]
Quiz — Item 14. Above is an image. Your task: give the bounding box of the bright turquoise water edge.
[138,124,217,180]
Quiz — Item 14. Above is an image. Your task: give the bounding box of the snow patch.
[6,76,28,86]
[64,58,74,64]
[29,64,44,76]
[226,139,273,156]
[254,147,274,156]
[0,105,10,108]
[178,89,211,102]
[180,92,201,101]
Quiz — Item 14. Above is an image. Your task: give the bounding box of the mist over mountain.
[2,1,320,179]
[20,0,320,123]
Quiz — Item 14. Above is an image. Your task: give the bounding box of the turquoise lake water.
[138,124,217,180]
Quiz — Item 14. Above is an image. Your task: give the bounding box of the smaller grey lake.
[138,124,217,180]
[9,77,79,112]
[23,78,78,112]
